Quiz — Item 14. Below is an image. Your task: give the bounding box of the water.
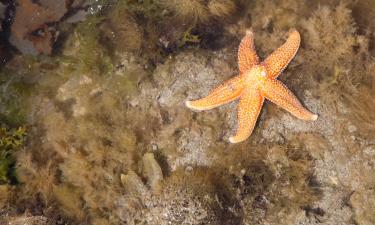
[0,0,374,224]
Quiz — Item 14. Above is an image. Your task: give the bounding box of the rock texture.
[9,0,87,55]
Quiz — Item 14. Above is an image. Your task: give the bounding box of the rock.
[0,2,6,24]
[146,49,233,170]
[9,0,88,55]
[56,75,96,117]
[121,170,148,196]
[349,189,375,225]
[0,185,10,208]
[65,10,89,24]
[9,0,68,55]
[142,153,164,192]
[5,216,48,225]
[6,1,375,224]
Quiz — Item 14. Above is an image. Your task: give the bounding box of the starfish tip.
[185,100,193,108]
[311,114,318,121]
[228,136,241,144]
[245,29,253,36]
[288,28,298,34]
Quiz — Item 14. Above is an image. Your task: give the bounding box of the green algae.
[58,11,116,78]
[0,126,26,184]
[0,72,31,126]
[123,0,163,19]
[0,0,374,224]
[69,16,114,75]
[178,27,201,48]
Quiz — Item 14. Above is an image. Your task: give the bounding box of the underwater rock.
[350,189,375,225]
[118,169,231,225]
[5,1,375,224]
[3,215,48,225]
[9,0,89,55]
[120,152,164,200]
[149,49,235,169]
[294,187,353,225]
[0,0,10,63]
[121,170,148,196]
[118,170,151,224]
[141,153,164,192]
[0,3,6,25]
[0,185,10,208]
[56,75,95,117]
[10,0,68,55]
[65,10,89,24]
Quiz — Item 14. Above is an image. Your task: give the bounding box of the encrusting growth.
[186,29,318,143]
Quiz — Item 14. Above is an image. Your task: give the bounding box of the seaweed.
[123,0,164,20]
[1,0,374,224]
[0,126,26,184]
[62,15,114,76]
[159,0,236,24]
[101,1,143,53]
[178,27,201,48]
[0,70,31,126]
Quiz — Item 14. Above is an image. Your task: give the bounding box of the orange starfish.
[186,29,318,143]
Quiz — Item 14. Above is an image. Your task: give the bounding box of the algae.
[0,0,374,224]
[0,70,31,125]
[64,15,114,76]
[0,126,26,183]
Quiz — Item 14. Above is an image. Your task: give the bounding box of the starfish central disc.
[186,29,318,143]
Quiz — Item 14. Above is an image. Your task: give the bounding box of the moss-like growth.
[101,2,143,53]
[2,1,374,224]
[160,0,236,24]
[157,0,238,51]
[123,0,164,20]
[63,15,114,76]
[0,70,32,126]
[178,27,201,48]
[208,0,237,18]
[160,0,210,24]
[52,184,85,221]
[0,126,26,184]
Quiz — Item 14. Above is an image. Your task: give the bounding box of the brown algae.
[0,0,374,224]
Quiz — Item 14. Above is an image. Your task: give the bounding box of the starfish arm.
[238,30,259,74]
[186,75,244,111]
[262,29,301,79]
[261,79,318,121]
[229,88,264,143]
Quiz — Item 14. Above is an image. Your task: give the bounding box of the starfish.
[185,29,318,143]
